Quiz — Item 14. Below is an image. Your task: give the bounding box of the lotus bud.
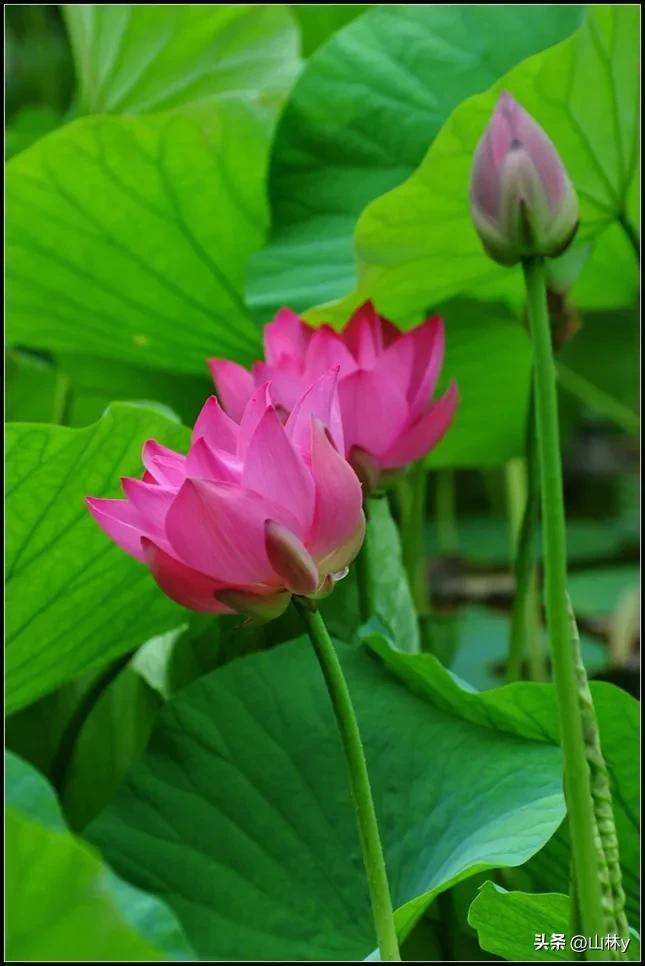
[470,92,579,266]
[264,519,319,595]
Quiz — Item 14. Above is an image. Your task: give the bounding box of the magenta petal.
[142,538,231,613]
[192,396,238,453]
[285,368,345,457]
[237,383,272,456]
[252,358,305,411]
[121,477,174,541]
[142,440,186,488]
[381,380,459,469]
[303,326,358,382]
[165,479,281,585]
[308,419,364,574]
[341,301,384,367]
[208,358,255,422]
[263,307,311,364]
[338,367,408,458]
[381,316,445,421]
[186,437,241,484]
[243,407,314,533]
[86,496,147,562]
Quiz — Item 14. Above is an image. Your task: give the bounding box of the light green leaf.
[6,103,266,374]
[468,882,571,961]
[468,882,640,961]
[6,751,193,961]
[5,404,189,714]
[328,5,639,322]
[368,637,640,927]
[88,637,564,960]
[248,4,585,318]
[63,3,300,116]
[364,496,419,652]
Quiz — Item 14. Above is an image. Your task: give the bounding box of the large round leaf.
[248,3,585,318]
[5,405,188,714]
[6,103,266,374]
[88,637,564,960]
[63,4,300,116]
[330,5,639,322]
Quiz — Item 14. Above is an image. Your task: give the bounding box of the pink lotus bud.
[87,370,365,619]
[264,519,319,595]
[470,91,579,265]
[209,301,458,490]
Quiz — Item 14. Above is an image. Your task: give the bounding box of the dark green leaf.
[89,637,564,960]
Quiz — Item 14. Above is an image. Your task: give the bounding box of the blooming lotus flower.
[470,91,579,266]
[210,302,458,491]
[86,371,364,620]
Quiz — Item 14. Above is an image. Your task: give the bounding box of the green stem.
[356,498,375,623]
[293,600,401,961]
[506,402,547,682]
[522,256,606,955]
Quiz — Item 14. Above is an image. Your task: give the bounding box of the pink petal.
[237,383,273,457]
[142,538,231,614]
[208,358,255,422]
[337,367,408,458]
[121,477,174,541]
[165,479,287,586]
[381,316,445,421]
[303,325,358,382]
[285,367,344,457]
[307,419,365,574]
[263,307,311,364]
[186,436,241,484]
[341,301,383,367]
[381,380,459,469]
[142,440,186,488]
[192,396,238,453]
[252,358,305,412]
[86,496,147,562]
[243,406,314,533]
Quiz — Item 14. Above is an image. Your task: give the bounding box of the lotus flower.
[210,301,458,491]
[470,91,579,265]
[86,371,364,620]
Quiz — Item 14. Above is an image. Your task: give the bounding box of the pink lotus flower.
[470,91,579,266]
[209,301,458,490]
[86,371,365,620]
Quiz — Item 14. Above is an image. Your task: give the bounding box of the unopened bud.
[264,519,319,595]
[470,92,579,266]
